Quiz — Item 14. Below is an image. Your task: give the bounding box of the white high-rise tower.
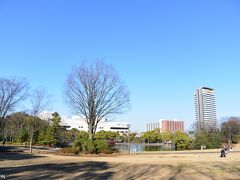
[194,87,217,131]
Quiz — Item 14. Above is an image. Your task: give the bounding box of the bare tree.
[3,112,29,142]
[28,87,51,153]
[0,77,29,132]
[221,117,240,144]
[64,61,130,140]
[30,88,50,117]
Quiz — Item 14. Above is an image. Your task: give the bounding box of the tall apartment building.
[146,120,184,133]
[146,122,160,131]
[194,87,217,131]
[161,120,184,133]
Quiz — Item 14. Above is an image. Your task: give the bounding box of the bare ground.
[1,149,240,180]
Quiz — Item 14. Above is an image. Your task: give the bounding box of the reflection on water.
[115,143,175,152]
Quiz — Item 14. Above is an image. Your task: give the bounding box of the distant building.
[146,119,184,133]
[39,112,130,135]
[38,111,52,124]
[160,120,184,133]
[146,122,160,131]
[194,87,217,131]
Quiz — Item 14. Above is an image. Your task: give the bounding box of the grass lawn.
[1,148,240,179]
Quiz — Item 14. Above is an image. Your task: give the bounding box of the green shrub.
[95,140,111,154]
[73,138,115,154]
[73,131,118,154]
[82,139,95,154]
[73,131,90,152]
[94,131,120,140]
[74,138,95,154]
[73,138,83,152]
[173,131,192,150]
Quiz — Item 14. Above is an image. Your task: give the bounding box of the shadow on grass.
[1,161,113,180]
[1,152,240,179]
[108,161,240,179]
[0,146,25,153]
[0,152,45,161]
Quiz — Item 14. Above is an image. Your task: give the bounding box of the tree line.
[141,117,240,150]
[1,112,75,147]
[1,111,127,154]
[0,61,130,154]
[1,61,240,153]
[2,110,240,152]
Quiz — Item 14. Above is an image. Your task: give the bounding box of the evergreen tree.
[19,128,29,143]
[42,112,62,146]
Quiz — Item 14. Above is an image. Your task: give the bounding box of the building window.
[110,127,129,130]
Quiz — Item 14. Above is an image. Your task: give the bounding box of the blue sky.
[1,1,240,131]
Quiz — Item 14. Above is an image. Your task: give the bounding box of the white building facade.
[194,87,217,131]
[39,112,130,134]
[146,122,160,131]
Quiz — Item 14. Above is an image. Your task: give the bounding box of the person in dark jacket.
[220,148,226,157]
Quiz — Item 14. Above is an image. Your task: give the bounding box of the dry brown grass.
[1,149,240,179]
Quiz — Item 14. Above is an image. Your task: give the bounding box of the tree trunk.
[89,133,93,141]
[228,133,231,145]
[89,125,93,141]
[228,137,231,145]
[30,128,33,154]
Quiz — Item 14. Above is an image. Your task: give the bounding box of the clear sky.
[1,0,240,132]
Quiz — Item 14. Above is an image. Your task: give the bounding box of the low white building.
[39,112,130,134]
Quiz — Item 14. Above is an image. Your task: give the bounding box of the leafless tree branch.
[28,87,51,153]
[64,61,130,140]
[30,87,51,117]
[0,77,29,132]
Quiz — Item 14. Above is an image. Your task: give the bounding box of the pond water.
[115,143,175,153]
